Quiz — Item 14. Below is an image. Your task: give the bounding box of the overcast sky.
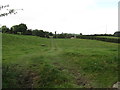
[0,0,119,34]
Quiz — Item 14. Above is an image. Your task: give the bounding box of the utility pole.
[105,24,107,34]
[55,31,56,38]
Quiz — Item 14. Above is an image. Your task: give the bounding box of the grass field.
[96,36,119,39]
[2,33,119,88]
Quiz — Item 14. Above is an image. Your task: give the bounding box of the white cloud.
[0,0,118,34]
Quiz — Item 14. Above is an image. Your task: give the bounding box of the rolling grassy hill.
[2,33,119,88]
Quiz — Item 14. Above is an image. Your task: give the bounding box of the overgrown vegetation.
[2,33,119,88]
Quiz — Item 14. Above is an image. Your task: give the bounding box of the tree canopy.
[114,31,120,37]
[1,25,9,33]
[10,23,27,34]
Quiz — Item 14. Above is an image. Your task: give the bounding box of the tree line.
[0,23,53,38]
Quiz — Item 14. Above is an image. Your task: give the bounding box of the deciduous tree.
[1,25,9,33]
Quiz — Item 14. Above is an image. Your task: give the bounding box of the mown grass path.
[48,38,91,87]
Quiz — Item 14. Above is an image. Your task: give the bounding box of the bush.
[114,31,120,37]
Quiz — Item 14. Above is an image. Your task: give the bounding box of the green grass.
[2,33,119,88]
